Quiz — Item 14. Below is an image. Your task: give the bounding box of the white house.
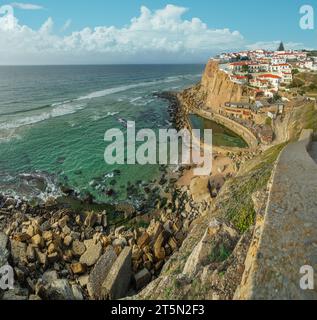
[271,56,287,65]
[270,63,291,73]
[258,74,282,89]
[228,61,249,73]
[281,72,293,84]
[230,74,248,84]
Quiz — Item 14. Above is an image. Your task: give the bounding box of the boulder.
[35,249,48,266]
[112,238,127,248]
[71,263,87,275]
[183,219,238,278]
[137,232,150,249]
[42,270,59,284]
[147,220,163,242]
[72,284,84,300]
[153,231,169,260]
[80,240,102,267]
[72,240,86,257]
[26,245,36,263]
[101,247,132,300]
[78,274,89,287]
[45,279,75,300]
[87,246,117,299]
[63,235,73,247]
[84,211,98,228]
[31,234,44,248]
[0,232,9,267]
[134,268,152,290]
[10,240,27,265]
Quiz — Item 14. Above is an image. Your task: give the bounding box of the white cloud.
[10,2,44,10]
[0,4,245,64]
[61,19,72,32]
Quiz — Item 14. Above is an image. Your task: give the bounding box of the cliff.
[130,144,285,300]
[178,60,254,113]
[127,63,317,301]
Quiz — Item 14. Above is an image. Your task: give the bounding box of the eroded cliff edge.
[178,59,254,113]
[130,60,317,300]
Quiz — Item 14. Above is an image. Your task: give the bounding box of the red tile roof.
[259,74,281,79]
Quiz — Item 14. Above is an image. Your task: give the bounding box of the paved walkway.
[236,130,317,300]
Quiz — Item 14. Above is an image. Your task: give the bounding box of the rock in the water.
[134,268,151,290]
[80,240,102,267]
[101,247,132,300]
[87,246,117,299]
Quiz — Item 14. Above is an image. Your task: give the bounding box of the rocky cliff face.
[178,60,253,112]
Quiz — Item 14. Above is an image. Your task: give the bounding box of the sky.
[0,0,316,64]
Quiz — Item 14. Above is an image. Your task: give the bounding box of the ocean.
[0,64,205,203]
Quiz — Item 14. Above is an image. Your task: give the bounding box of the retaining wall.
[192,109,259,149]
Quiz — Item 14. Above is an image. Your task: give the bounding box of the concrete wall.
[192,109,259,149]
[235,129,317,300]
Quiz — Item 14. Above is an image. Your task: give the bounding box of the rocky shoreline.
[0,153,214,300]
[0,89,249,301]
[0,90,214,300]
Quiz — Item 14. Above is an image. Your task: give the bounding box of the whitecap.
[75,73,199,101]
[0,102,86,131]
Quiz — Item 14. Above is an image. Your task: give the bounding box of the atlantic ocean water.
[0,65,205,202]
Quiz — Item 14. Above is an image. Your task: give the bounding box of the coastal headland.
[1,49,317,300]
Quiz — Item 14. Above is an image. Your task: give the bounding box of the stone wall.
[193,109,259,149]
[235,129,317,300]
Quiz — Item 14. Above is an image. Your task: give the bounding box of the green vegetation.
[265,117,272,126]
[306,50,317,57]
[209,244,232,263]
[217,144,286,233]
[135,220,150,229]
[267,93,282,104]
[241,65,249,73]
[289,72,317,96]
[288,78,305,89]
[290,103,317,139]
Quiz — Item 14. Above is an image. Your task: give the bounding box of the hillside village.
[205,43,317,145]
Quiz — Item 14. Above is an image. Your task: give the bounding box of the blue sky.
[0,0,316,64]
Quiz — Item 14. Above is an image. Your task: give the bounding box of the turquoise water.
[189,114,248,148]
[0,65,204,202]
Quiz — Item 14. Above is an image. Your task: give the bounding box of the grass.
[217,143,286,233]
[303,105,317,132]
[265,117,272,127]
[290,72,317,95]
[290,103,317,139]
[209,243,232,263]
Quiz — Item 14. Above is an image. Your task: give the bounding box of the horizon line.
[0,63,207,67]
